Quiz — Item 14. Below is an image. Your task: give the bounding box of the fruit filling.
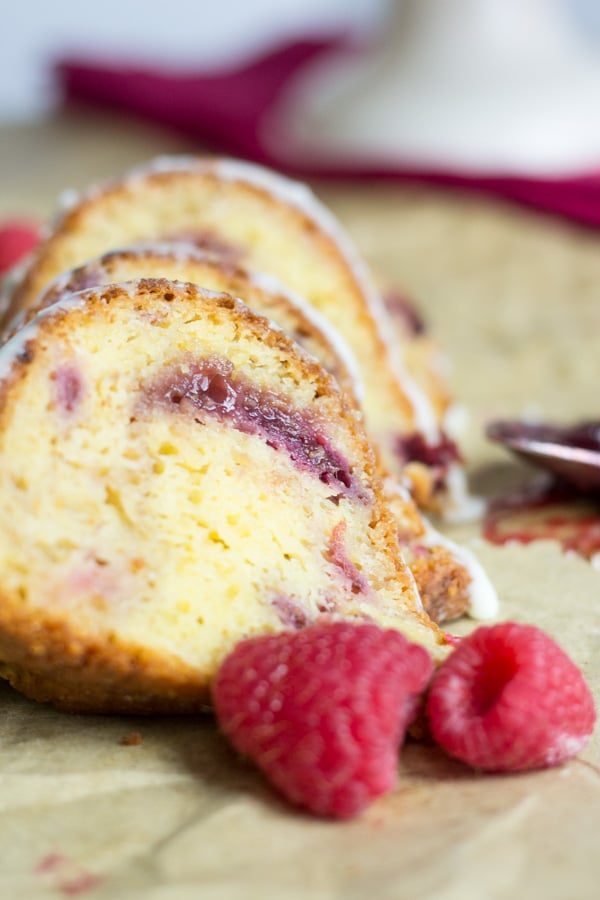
[52,363,84,414]
[326,521,371,596]
[271,594,310,629]
[142,356,364,499]
[395,431,462,471]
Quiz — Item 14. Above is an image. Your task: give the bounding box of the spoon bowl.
[486,420,600,493]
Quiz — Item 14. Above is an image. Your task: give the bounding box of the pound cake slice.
[0,278,446,713]
[6,156,462,513]
[9,245,496,623]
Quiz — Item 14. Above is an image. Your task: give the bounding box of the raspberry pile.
[213,620,595,818]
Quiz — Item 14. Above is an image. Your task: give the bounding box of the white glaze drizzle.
[442,463,486,524]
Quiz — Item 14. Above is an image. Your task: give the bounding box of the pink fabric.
[57,38,600,228]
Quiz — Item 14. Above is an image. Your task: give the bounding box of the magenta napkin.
[57,37,600,228]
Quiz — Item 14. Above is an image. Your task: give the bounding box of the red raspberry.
[0,219,41,275]
[427,622,595,772]
[213,622,433,818]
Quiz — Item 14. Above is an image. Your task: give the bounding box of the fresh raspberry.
[213,622,434,818]
[0,219,41,275]
[427,622,595,772]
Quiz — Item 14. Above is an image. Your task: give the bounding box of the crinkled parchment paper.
[0,115,599,899]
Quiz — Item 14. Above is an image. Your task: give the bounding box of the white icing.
[55,188,81,217]
[442,463,486,524]
[443,402,469,441]
[544,734,588,767]
[590,553,600,572]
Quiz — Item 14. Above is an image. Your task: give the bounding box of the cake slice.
[0,278,446,713]
[8,245,497,623]
[6,156,463,513]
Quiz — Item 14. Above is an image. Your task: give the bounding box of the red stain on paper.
[484,476,600,560]
[34,853,103,896]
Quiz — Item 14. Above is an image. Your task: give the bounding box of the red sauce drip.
[483,476,600,559]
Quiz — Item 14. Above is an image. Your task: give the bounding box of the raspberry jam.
[396,431,462,469]
[143,356,365,500]
[395,431,462,492]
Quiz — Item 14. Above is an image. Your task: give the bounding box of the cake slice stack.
[0,279,446,712]
[0,157,497,710]
[6,156,466,514]
[7,242,496,623]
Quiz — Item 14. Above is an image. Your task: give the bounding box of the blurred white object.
[2,0,379,121]
[281,0,600,175]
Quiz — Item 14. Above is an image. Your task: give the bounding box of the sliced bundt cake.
[6,156,462,513]
[9,245,496,623]
[0,278,446,713]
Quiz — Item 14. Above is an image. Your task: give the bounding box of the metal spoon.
[486,420,600,493]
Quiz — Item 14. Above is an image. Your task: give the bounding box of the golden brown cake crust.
[0,599,213,714]
[408,546,471,624]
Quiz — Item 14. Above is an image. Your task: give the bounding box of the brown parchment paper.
[0,112,599,900]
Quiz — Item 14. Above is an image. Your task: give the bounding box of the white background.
[3,0,381,121]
